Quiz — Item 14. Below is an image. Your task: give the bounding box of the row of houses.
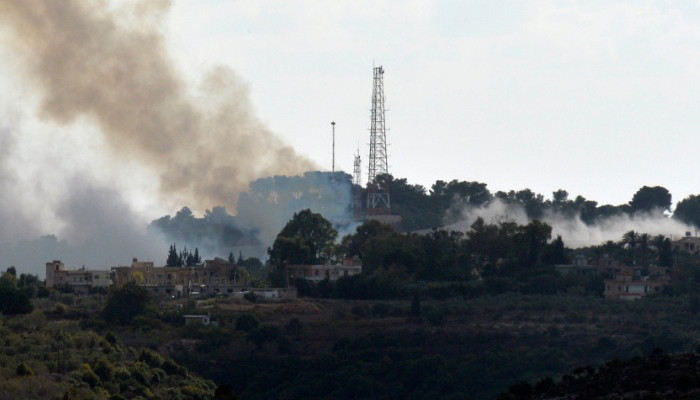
[45,257,363,298]
[554,254,672,301]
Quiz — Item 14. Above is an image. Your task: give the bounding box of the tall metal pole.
[331,121,335,180]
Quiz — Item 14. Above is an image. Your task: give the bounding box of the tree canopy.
[674,194,700,228]
[269,209,337,266]
[629,186,672,213]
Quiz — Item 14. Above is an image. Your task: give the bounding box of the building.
[286,257,362,284]
[45,260,111,294]
[183,314,211,326]
[111,258,250,297]
[555,254,600,277]
[672,232,700,254]
[604,265,670,300]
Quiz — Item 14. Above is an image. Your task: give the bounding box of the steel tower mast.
[366,66,390,214]
[353,148,362,219]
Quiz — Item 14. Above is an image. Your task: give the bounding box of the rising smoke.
[0,0,313,211]
[151,171,354,259]
[0,0,319,276]
[448,198,697,248]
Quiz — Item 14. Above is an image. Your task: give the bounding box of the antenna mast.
[366,66,390,215]
[331,121,336,180]
[353,148,362,219]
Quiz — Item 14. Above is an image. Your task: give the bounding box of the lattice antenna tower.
[353,148,362,187]
[366,66,390,214]
[352,148,362,219]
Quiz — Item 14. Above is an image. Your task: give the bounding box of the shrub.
[139,349,164,368]
[93,357,115,381]
[235,314,259,332]
[248,325,280,349]
[101,283,151,325]
[426,308,446,326]
[82,363,101,388]
[371,303,389,318]
[162,358,186,376]
[104,331,118,346]
[285,318,303,336]
[15,362,33,376]
[0,284,33,315]
[243,292,258,303]
[351,304,370,318]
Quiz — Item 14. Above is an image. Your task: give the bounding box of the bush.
[82,363,101,388]
[139,349,164,368]
[235,314,259,332]
[243,292,258,303]
[105,331,118,346]
[351,304,370,318]
[101,283,151,325]
[0,284,33,315]
[371,303,389,318]
[15,362,33,376]
[248,325,280,349]
[426,308,446,326]
[93,357,115,382]
[286,318,303,336]
[162,358,187,376]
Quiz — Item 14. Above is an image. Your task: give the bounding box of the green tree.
[101,283,151,325]
[235,314,259,332]
[0,275,32,315]
[674,194,700,228]
[268,210,338,285]
[638,233,651,266]
[515,220,552,267]
[659,238,673,267]
[410,292,421,316]
[272,209,337,264]
[629,186,672,213]
[543,235,569,264]
[166,244,180,267]
[247,325,280,350]
[621,230,639,265]
[240,257,264,271]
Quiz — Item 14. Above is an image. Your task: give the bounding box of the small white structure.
[183,314,210,326]
[286,257,363,283]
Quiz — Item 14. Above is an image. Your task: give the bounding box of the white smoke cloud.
[447,198,697,248]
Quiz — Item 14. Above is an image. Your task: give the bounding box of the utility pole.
[331,121,336,180]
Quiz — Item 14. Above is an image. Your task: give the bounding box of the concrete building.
[45,260,111,294]
[555,254,600,277]
[286,257,362,283]
[183,314,211,326]
[672,232,700,254]
[111,258,250,297]
[604,265,670,300]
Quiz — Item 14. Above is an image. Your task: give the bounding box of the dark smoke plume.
[0,0,314,212]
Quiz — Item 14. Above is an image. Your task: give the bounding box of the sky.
[0,0,698,274]
[165,0,698,207]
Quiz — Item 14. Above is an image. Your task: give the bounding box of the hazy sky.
[0,0,698,236]
[165,0,698,208]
